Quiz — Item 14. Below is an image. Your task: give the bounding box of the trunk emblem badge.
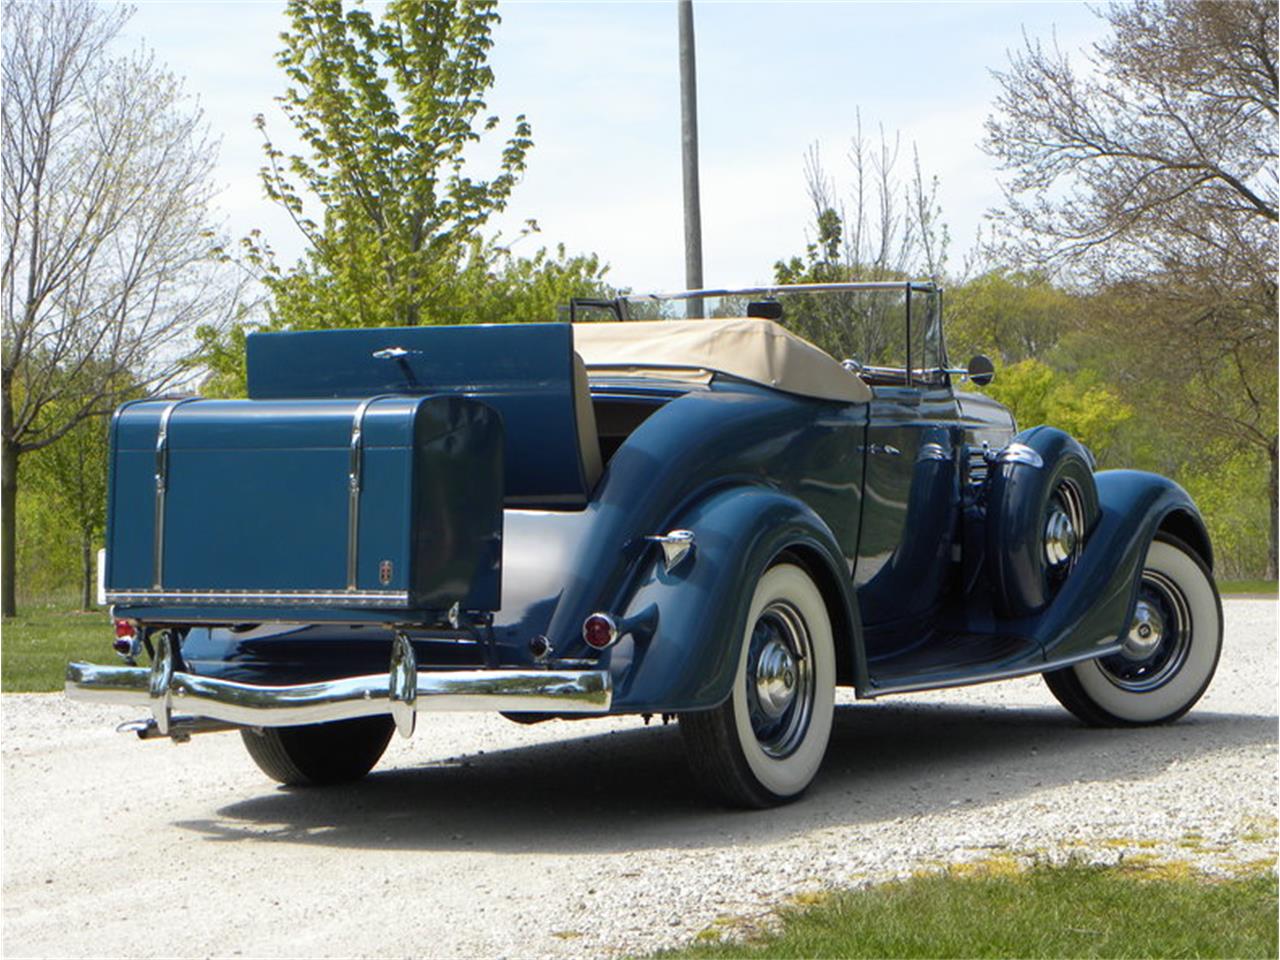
[379,560,394,585]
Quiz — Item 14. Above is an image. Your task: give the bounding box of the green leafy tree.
[200,240,611,396]
[945,270,1078,366]
[985,359,1134,463]
[250,0,533,330]
[442,242,612,326]
[22,413,109,610]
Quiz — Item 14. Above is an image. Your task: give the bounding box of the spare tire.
[986,426,1099,618]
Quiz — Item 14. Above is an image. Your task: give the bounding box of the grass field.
[1,605,113,692]
[1219,579,1279,596]
[660,862,1279,959]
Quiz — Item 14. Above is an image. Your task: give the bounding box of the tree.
[1,0,239,616]
[199,240,612,396]
[945,270,1079,366]
[774,116,949,362]
[249,0,534,330]
[985,0,1278,577]
[23,404,110,610]
[984,358,1134,463]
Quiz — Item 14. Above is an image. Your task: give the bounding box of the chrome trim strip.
[995,442,1045,469]
[628,280,937,302]
[105,588,411,607]
[66,662,613,723]
[347,395,378,590]
[152,398,200,589]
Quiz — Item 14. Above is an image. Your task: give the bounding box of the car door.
[853,289,961,638]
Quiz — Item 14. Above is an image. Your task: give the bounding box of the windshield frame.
[570,281,948,389]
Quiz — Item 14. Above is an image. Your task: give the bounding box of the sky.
[120,1,1107,294]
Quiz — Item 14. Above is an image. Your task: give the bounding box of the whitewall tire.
[1044,535,1222,726]
[679,562,836,807]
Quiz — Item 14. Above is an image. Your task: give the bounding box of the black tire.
[679,563,836,808]
[241,715,395,786]
[1044,534,1222,726]
[987,428,1099,618]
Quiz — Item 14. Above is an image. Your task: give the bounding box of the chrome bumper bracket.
[389,631,418,738]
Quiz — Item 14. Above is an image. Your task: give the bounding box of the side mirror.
[967,355,995,386]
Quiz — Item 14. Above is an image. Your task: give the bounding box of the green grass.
[658,863,1278,959]
[1218,579,1278,596]
[2,606,114,692]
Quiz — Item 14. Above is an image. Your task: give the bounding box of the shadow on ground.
[175,700,1275,854]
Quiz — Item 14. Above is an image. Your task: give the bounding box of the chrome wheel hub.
[755,640,798,718]
[1121,600,1164,659]
[745,601,815,759]
[1043,478,1086,582]
[1044,506,1078,568]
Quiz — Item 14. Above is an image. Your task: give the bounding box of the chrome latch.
[861,443,902,457]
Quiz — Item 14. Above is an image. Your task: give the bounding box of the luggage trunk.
[104,395,503,625]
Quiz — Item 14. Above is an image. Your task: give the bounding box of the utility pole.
[677,0,704,317]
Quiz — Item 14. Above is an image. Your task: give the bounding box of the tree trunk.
[80,532,93,612]
[1,439,17,618]
[1268,441,1278,582]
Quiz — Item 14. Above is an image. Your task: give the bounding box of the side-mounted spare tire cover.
[986,426,1100,618]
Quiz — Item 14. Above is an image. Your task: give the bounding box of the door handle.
[862,443,902,456]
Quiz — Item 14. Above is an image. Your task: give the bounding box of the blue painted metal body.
[102,321,1213,714]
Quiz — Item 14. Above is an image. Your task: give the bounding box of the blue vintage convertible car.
[67,282,1222,807]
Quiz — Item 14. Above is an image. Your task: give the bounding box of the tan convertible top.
[571,318,871,404]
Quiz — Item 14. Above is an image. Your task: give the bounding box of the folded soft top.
[571,318,871,404]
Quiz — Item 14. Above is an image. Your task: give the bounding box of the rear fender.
[1015,469,1211,664]
[606,486,862,713]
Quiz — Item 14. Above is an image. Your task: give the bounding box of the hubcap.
[1099,569,1192,692]
[1044,506,1077,568]
[1044,480,1085,575]
[1121,600,1164,659]
[755,640,798,718]
[745,601,815,758]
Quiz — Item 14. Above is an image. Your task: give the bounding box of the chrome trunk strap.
[348,396,399,590]
[153,398,200,589]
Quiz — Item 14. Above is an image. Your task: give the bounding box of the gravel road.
[3,599,1276,958]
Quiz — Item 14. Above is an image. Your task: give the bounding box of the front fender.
[607,485,860,713]
[1020,469,1210,664]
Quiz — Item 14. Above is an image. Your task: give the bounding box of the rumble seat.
[573,352,603,492]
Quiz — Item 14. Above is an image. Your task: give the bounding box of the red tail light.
[112,620,137,655]
[582,613,619,650]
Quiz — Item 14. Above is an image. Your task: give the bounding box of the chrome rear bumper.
[66,632,611,738]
